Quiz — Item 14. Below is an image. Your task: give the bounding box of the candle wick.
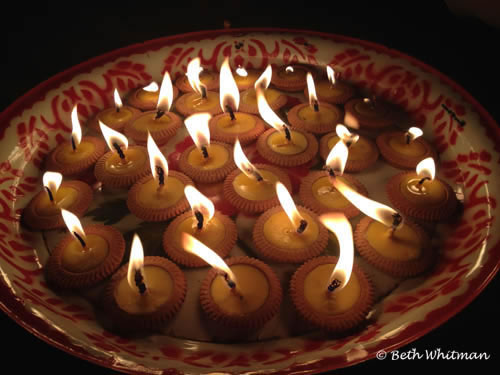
[201,145,209,159]
[225,105,236,121]
[112,142,126,160]
[405,132,411,145]
[297,219,308,234]
[156,166,165,187]
[45,186,55,203]
[327,279,341,293]
[135,269,147,295]
[248,168,263,182]
[73,231,87,249]
[345,139,353,148]
[155,110,165,120]
[390,212,403,236]
[116,106,120,113]
[313,100,319,112]
[200,85,207,99]
[418,176,431,185]
[283,126,291,142]
[71,136,77,151]
[194,210,204,230]
[224,273,243,299]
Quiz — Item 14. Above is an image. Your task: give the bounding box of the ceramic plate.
[0,29,499,374]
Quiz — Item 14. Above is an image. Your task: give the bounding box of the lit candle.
[45,105,106,177]
[87,88,140,132]
[234,66,261,91]
[178,113,235,183]
[287,72,344,134]
[256,83,318,167]
[127,80,180,111]
[387,157,458,221]
[376,126,437,169]
[290,213,374,332]
[125,72,182,146]
[182,233,282,330]
[252,182,328,263]
[223,139,292,214]
[23,171,93,230]
[102,233,187,333]
[209,58,265,145]
[94,122,150,189]
[45,209,125,289]
[238,65,286,115]
[271,64,312,92]
[304,66,355,105]
[344,96,395,130]
[175,57,222,116]
[127,133,192,221]
[175,58,219,93]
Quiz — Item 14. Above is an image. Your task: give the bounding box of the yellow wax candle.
[233,169,279,201]
[267,130,308,155]
[104,147,148,175]
[234,70,260,90]
[135,176,185,208]
[136,89,159,104]
[327,136,374,162]
[215,112,256,134]
[114,266,173,314]
[303,263,361,314]
[388,134,427,157]
[210,264,269,315]
[277,67,306,80]
[54,140,96,164]
[263,210,319,250]
[98,107,136,127]
[297,105,338,125]
[187,144,229,170]
[316,80,345,99]
[131,112,172,131]
[400,175,448,206]
[179,71,216,90]
[174,215,225,249]
[365,221,422,261]
[35,186,78,216]
[353,100,388,118]
[60,234,109,273]
[183,92,219,111]
[311,176,352,209]
[241,88,281,106]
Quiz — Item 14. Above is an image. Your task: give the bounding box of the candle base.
[304,80,355,105]
[126,85,180,111]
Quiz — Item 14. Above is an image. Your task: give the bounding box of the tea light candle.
[182,234,282,330]
[174,60,219,93]
[45,105,106,177]
[344,97,395,130]
[94,122,150,189]
[125,72,182,146]
[127,133,192,221]
[290,213,374,332]
[103,233,187,333]
[127,81,180,111]
[387,157,458,221]
[45,209,125,289]
[376,127,436,169]
[252,182,328,263]
[163,185,237,267]
[234,67,261,91]
[178,113,236,183]
[87,88,140,132]
[209,58,265,145]
[23,171,93,230]
[304,66,355,104]
[271,64,313,92]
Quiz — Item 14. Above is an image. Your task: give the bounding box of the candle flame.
[344,111,360,129]
[319,213,354,290]
[407,127,423,142]
[416,157,435,180]
[276,182,304,228]
[236,67,248,77]
[336,124,359,145]
[127,233,145,290]
[233,139,260,179]
[71,105,82,147]
[184,185,215,228]
[184,113,211,151]
[61,208,86,244]
[326,66,336,85]
[157,71,173,113]
[285,66,294,73]
[220,58,240,112]
[254,65,272,90]
[43,171,62,196]
[182,233,236,283]
[147,132,168,182]
[256,84,289,134]
[186,57,206,96]
[306,72,318,108]
[99,121,128,152]
[143,82,159,92]
[113,88,123,110]
[332,178,399,227]
[325,140,348,176]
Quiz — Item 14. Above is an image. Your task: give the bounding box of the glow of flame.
[143,82,159,92]
[236,67,248,77]
[184,113,211,150]
[407,127,423,142]
[220,58,240,112]
[326,66,336,85]
[233,139,260,179]
[157,71,173,113]
[276,182,304,228]
[147,132,168,182]
[285,66,294,73]
[332,178,399,227]
[319,213,354,290]
[325,140,348,176]
[61,208,86,244]
[71,105,82,147]
[344,111,360,129]
[184,185,215,228]
[99,121,128,152]
[127,233,145,291]
[336,124,359,145]
[256,85,289,133]
[113,88,123,110]
[306,72,318,108]
[182,232,236,283]
[186,57,206,95]
[416,157,435,180]
[254,65,272,90]
[43,171,62,196]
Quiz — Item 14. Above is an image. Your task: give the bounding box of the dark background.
[1,3,499,374]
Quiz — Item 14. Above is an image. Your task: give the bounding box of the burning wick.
[134,269,147,295]
[418,176,431,185]
[405,132,412,145]
[327,279,341,293]
[155,109,165,120]
[45,187,55,203]
[73,231,87,249]
[113,142,126,161]
[200,85,207,99]
[71,136,77,152]
[156,165,165,187]
[223,272,242,299]
[283,126,292,141]
[313,100,319,112]
[248,168,264,182]
[194,210,204,230]
[201,145,209,159]
[297,219,308,234]
[225,104,236,121]
[390,212,403,236]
